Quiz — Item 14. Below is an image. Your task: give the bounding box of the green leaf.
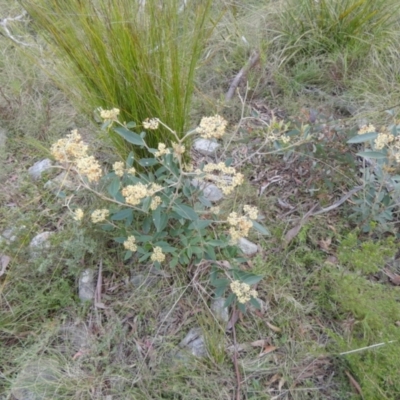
[356,151,387,159]
[172,204,198,221]
[126,121,136,129]
[152,207,162,232]
[143,216,152,234]
[215,286,227,298]
[188,220,212,230]
[250,297,261,310]
[347,132,378,143]
[108,178,120,198]
[139,158,158,167]
[252,220,270,235]
[114,127,145,146]
[124,250,132,261]
[238,303,246,313]
[170,257,179,268]
[224,293,236,308]
[232,270,263,285]
[208,239,228,247]
[111,208,133,221]
[126,152,135,168]
[212,278,229,288]
[154,241,176,252]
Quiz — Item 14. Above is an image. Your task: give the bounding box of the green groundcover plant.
[19,0,213,157]
[49,111,286,312]
[347,115,400,233]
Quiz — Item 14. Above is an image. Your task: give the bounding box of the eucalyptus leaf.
[252,220,270,235]
[356,151,387,159]
[114,127,145,146]
[347,132,378,143]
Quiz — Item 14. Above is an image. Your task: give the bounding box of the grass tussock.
[19,0,213,157]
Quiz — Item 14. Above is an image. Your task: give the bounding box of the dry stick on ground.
[225,51,260,101]
[232,309,242,400]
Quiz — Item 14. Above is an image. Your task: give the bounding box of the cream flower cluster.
[196,115,228,139]
[100,108,120,121]
[358,124,376,135]
[122,182,163,206]
[73,208,84,221]
[227,205,258,243]
[197,162,244,195]
[172,142,185,157]
[143,118,159,130]
[113,161,136,177]
[50,130,102,182]
[230,280,258,304]
[150,246,165,263]
[155,143,170,157]
[374,131,394,150]
[150,196,162,210]
[123,236,137,252]
[51,130,88,163]
[91,209,110,223]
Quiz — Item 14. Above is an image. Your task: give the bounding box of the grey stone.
[79,269,95,302]
[177,327,207,358]
[28,159,53,180]
[29,232,54,257]
[211,297,229,323]
[11,359,61,400]
[0,127,7,152]
[192,179,223,202]
[130,274,157,288]
[193,138,220,156]
[238,237,258,255]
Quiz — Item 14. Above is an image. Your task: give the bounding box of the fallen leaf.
[261,345,277,355]
[284,224,302,244]
[345,370,364,399]
[278,377,286,391]
[266,321,281,333]
[0,254,11,277]
[383,268,400,286]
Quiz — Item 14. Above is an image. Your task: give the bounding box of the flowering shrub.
[50,112,269,311]
[347,115,400,232]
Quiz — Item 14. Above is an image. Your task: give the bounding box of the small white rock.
[29,231,54,257]
[211,297,229,323]
[79,269,95,302]
[192,179,223,202]
[28,159,53,180]
[193,138,220,156]
[238,237,258,255]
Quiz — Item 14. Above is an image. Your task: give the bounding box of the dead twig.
[231,308,242,400]
[225,51,260,101]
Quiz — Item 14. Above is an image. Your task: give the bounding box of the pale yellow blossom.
[172,142,185,157]
[100,108,120,121]
[150,196,162,210]
[122,183,149,206]
[143,118,159,130]
[113,161,125,177]
[374,132,394,150]
[73,208,84,221]
[151,246,165,263]
[148,183,163,196]
[127,167,136,175]
[243,205,258,220]
[227,211,253,243]
[123,236,137,252]
[196,115,228,139]
[358,124,376,135]
[91,209,109,223]
[230,280,258,304]
[75,156,102,182]
[50,130,88,163]
[155,143,170,157]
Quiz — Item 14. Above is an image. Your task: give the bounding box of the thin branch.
[0,12,34,48]
[339,340,396,356]
[225,51,260,101]
[232,309,242,400]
